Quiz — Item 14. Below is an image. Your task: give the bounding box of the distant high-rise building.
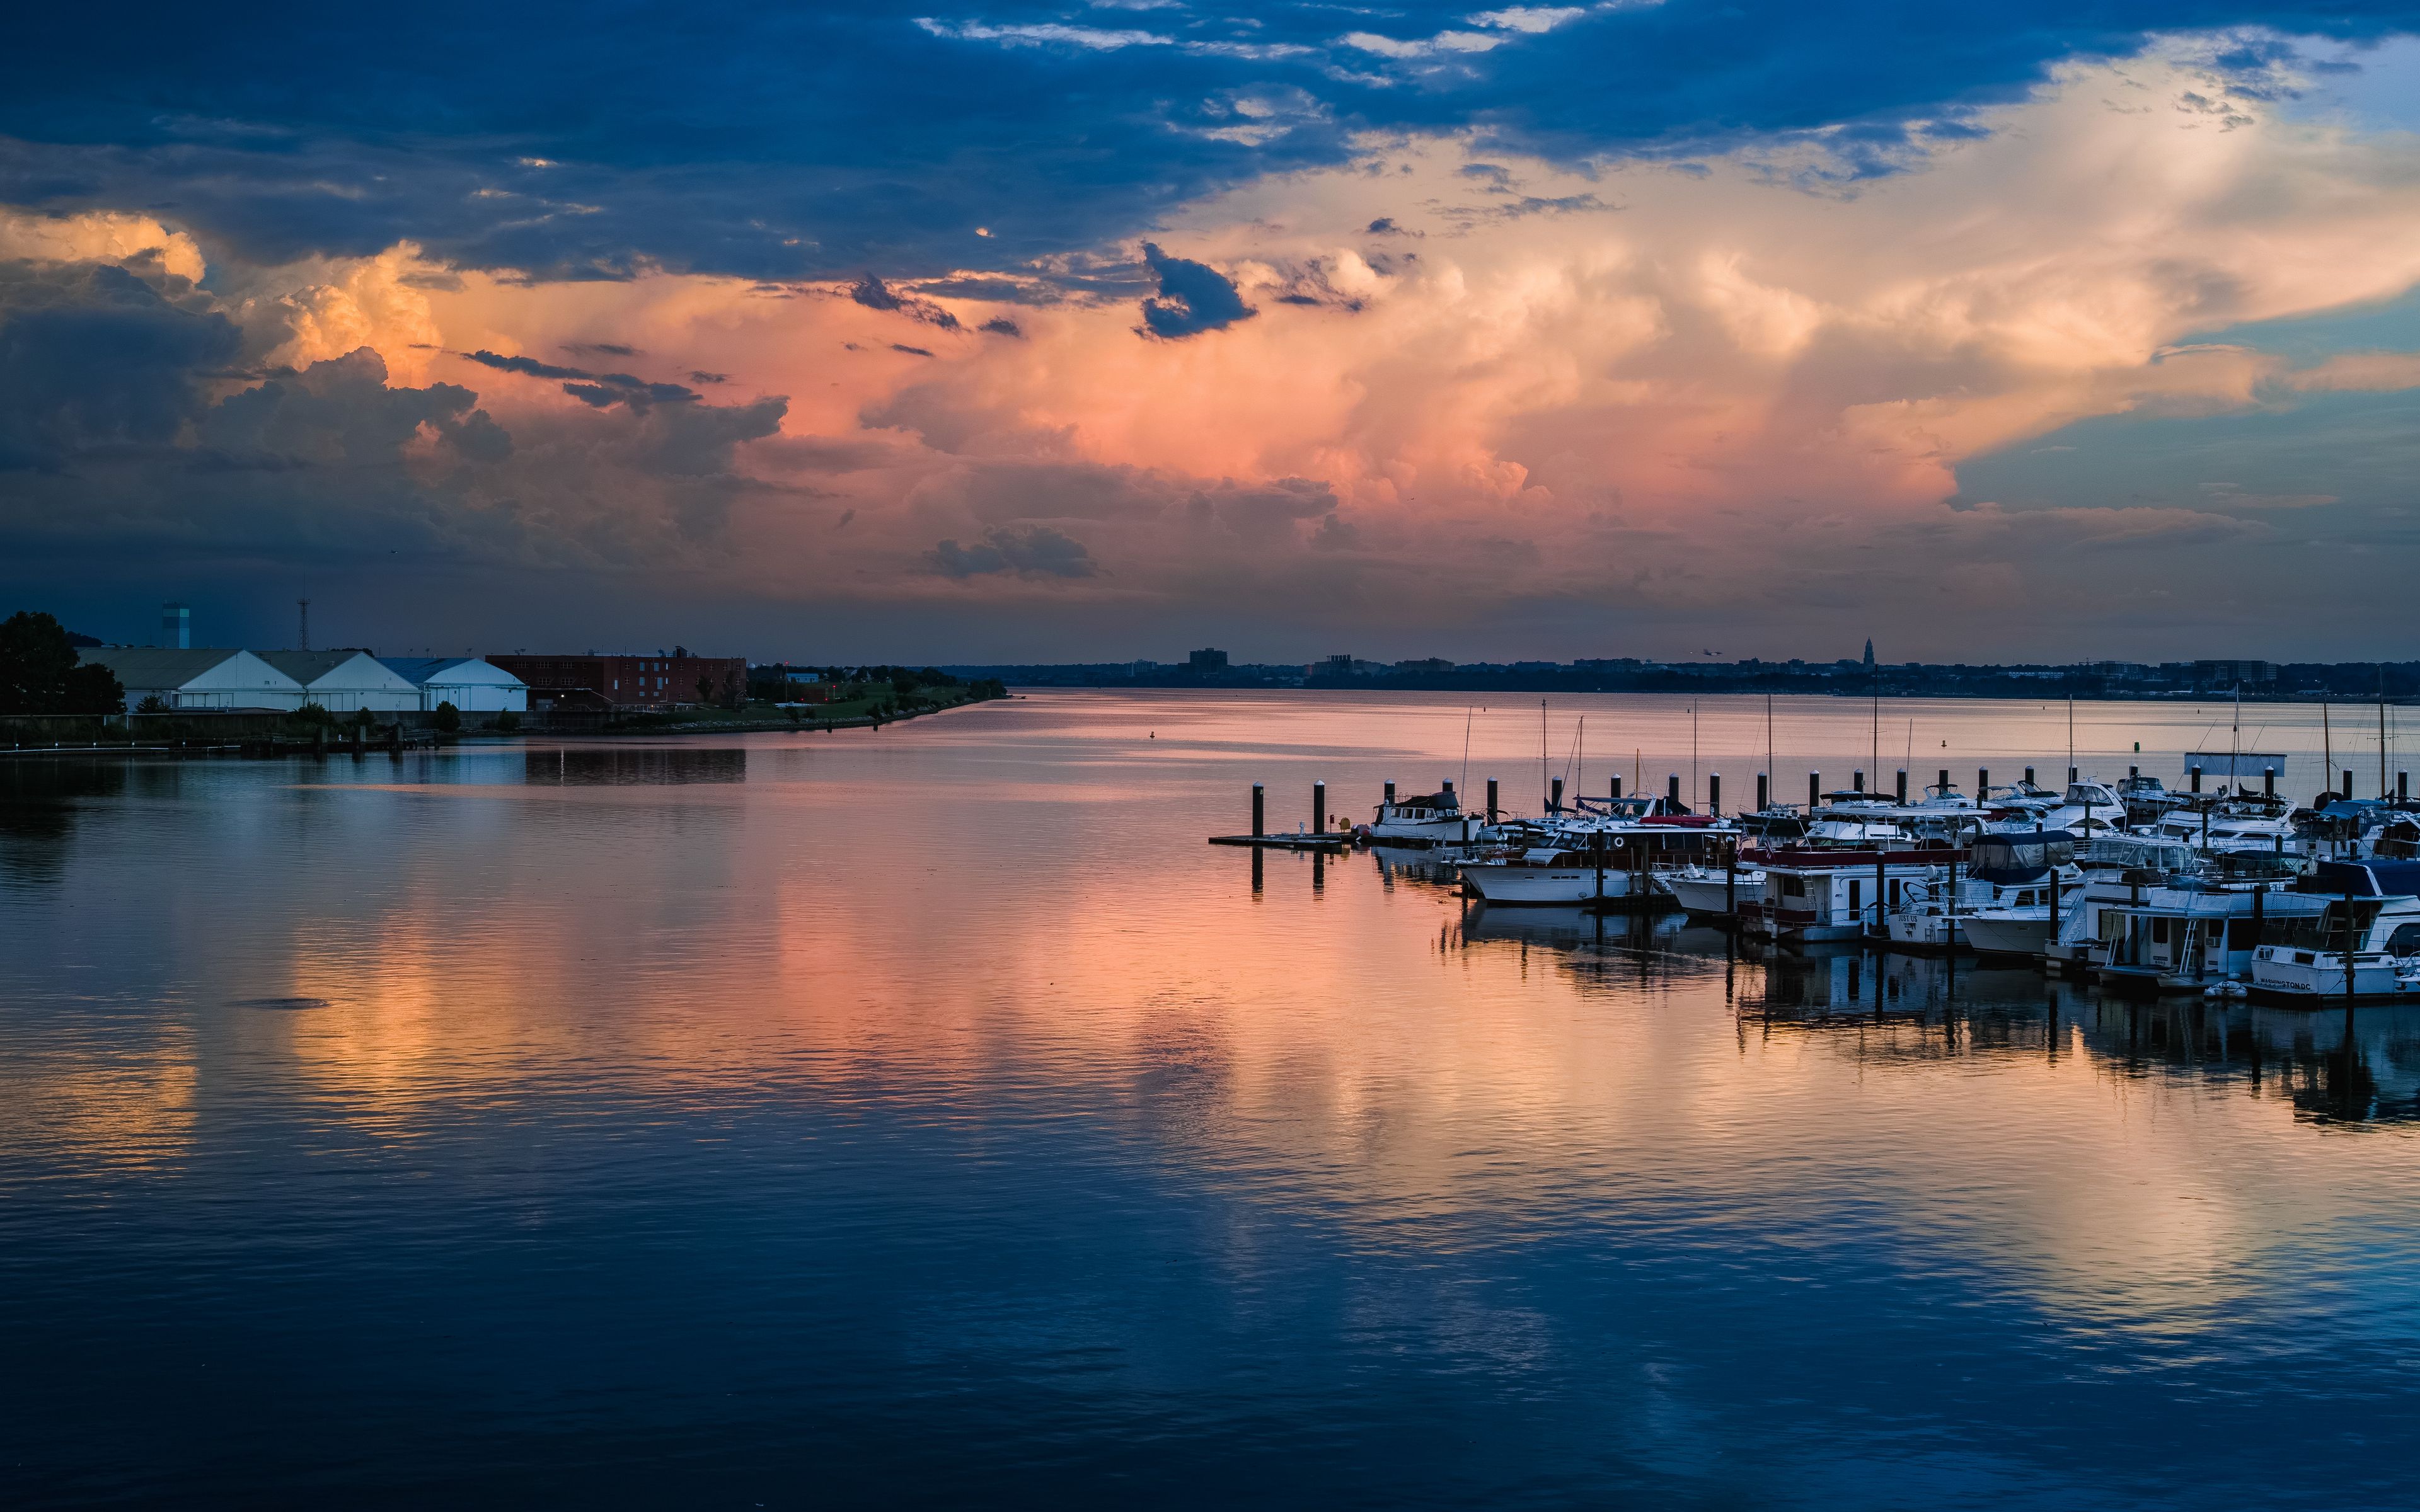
[161,602,190,649]
[1189,647,1229,672]
[1862,638,1875,668]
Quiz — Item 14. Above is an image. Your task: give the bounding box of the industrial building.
[487,651,746,711]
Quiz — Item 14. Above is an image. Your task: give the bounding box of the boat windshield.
[2262,900,2383,953]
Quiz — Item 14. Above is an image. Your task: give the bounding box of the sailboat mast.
[1766,691,1775,813]
[2324,699,2334,799]
[2381,665,2388,801]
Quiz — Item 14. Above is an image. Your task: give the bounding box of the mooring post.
[1487,777,1499,824]
[2190,764,2202,794]
[1385,780,1396,807]
[1809,772,1821,809]
[1550,776,1564,813]
[1895,769,1907,804]
[2264,766,2276,798]
[1252,782,1264,838]
[2344,767,2356,801]
[1853,769,1865,794]
[1756,772,1768,811]
[1313,781,1325,835]
[1978,767,1989,798]
[1937,767,1949,794]
[1667,773,1680,809]
[1708,772,1721,817]
[2024,766,2036,787]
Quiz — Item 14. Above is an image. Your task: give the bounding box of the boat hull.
[1661,868,1761,917]
[1883,912,1966,953]
[2247,950,2419,1005]
[1460,864,1654,907]
[1962,910,2051,959]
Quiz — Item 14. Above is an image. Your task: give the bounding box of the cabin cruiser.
[2089,857,2319,992]
[1458,811,1732,907]
[1896,830,2081,954]
[1659,861,1765,920]
[2022,779,2131,841]
[2147,797,2302,857]
[1370,784,1481,845]
[2116,772,2186,827]
[2041,836,2203,975]
[1743,845,1957,943]
[2248,860,2420,1004]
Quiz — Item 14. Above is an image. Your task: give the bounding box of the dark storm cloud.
[850,274,961,329]
[1137,243,1253,340]
[928,523,1099,579]
[0,260,241,469]
[4,4,2409,281]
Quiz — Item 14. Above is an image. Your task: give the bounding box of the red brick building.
[489,651,746,710]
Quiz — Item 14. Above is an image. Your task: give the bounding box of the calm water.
[5,691,2419,1509]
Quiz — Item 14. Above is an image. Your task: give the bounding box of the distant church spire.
[1862,638,1875,668]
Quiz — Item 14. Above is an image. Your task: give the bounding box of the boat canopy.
[2304,859,2420,898]
[1969,830,2075,882]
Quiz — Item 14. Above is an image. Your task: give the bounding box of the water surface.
[4,691,2417,1508]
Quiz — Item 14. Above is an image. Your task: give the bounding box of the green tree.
[433,701,462,733]
[295,700,334,727]
[495,710,521,733]
[0,611,124,714]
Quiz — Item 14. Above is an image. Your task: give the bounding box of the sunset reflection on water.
[4,691,2418,1508]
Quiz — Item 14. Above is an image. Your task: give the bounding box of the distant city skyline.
[8,9,2420,658]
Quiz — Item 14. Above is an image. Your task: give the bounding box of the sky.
[6,3,2420,663]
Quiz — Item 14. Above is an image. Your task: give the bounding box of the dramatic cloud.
[8,17,2420,656]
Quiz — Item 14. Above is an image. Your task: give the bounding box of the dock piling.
[2265,766,2276,797]
[1708,773,1721,816]
[2190,765,2202,794]
[1610,775,1622,799]
[1809,772,1821,808]
[1853,769,1864,793]
[1313,781,1326,835]
[1550,776,1564,813]
[1895,769,1907,803]
[1667,773,1681,808]
[1487,777,1499,823]
[1978,767,1989,797]
[1385,780,1396,806]
[2344,767,2356,799]
[1252,782,1264,837]
[2024,766,2035,787]
[1756,772,1768,811]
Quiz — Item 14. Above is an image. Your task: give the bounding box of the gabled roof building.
[77,648,308,711]
[255,650,424,712]
[377,656,530,712]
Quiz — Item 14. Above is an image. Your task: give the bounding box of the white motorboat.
[1460,846,1658,906]
[2248,860,2420,1004]
[2092,873,2324,992]
[1881,830,2080,953]
[1659,862,1765,919]
[1371,785,1480,845]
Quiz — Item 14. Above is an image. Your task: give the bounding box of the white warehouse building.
[78,648,308,711]
[256,650,424,713]
[377,656,529,713]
